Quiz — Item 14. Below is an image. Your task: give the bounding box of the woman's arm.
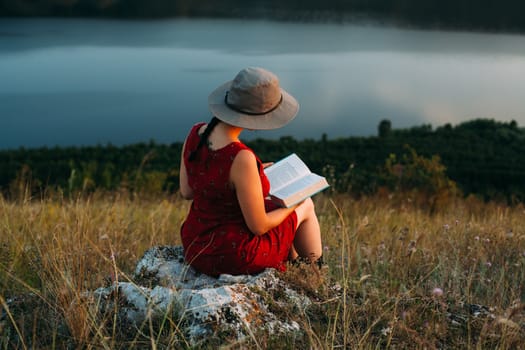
[231,150,298,236]
[179,141,194,200]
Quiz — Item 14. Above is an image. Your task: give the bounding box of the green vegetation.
[3,0,525,33]
[1,119,525,348]
[1,191,525,348]
[1,119,524,203]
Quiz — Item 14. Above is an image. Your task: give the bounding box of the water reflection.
[1,18,525,149]
[3,18,525,56]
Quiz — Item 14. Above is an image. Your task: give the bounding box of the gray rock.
[91,246,311,346]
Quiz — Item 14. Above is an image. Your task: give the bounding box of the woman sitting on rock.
[179,67,323,276]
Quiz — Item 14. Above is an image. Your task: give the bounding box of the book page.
[264,154,310,192]
[271,173,324,199]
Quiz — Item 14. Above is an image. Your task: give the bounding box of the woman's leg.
[290,198,322,262]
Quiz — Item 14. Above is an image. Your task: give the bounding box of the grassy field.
[1,191,524,349]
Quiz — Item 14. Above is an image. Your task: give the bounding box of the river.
[2,18,525,149]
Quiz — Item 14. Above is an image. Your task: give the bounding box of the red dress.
[180,123,298,276]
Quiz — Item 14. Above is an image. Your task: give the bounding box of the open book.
[264,153,329,208]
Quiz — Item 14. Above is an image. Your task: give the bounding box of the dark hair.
[188,117,220,162]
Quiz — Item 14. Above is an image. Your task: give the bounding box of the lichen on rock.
[91,245,314,346]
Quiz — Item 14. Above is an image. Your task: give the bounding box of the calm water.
[2,18,525,149]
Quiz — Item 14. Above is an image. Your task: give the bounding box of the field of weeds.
[1,191,525,349]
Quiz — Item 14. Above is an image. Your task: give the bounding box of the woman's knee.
[295,197,316,223]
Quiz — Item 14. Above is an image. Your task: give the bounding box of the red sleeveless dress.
[180,123,297,276]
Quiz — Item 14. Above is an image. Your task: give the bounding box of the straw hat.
[208,67,299,130]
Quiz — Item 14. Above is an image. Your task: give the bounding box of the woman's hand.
[262,162,274,169]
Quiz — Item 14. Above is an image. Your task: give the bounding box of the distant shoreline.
[2,1,525,34]
[0,118,522,152]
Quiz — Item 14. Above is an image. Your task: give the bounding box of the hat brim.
[208,81,299,130]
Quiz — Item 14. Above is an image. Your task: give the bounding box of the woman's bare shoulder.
[232,149,256,166]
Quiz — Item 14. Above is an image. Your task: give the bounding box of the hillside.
[2,0,525,33]
[1,118,524,202]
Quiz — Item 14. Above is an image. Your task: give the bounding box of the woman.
[179,67,323,276]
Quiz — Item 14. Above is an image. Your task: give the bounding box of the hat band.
[224,91,283,116]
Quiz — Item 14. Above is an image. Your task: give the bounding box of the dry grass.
[1,191,525,348]
[0,192,188,348]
